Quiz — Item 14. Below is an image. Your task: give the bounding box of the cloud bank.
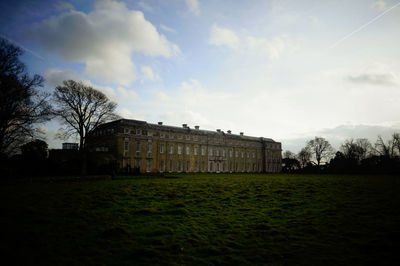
[31,0,179,86]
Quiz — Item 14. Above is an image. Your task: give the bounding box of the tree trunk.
[80,149,87,176]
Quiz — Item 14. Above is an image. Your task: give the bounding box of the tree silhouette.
[306,137,334,166]
[53,80,119,151]
[53,80,119,174]
[0,39,52,155]
[297,147,312,168]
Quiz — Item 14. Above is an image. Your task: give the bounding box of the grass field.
[1,174,400,265]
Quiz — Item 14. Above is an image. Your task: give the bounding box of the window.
[186,135,190,140]
[169,133,174,139]
[169,160,173,171]
[124,141,129,151]
[186,146,190,155]
[186,161,190,172]
[201,147,206,156]
[209,148,213,156]
[194,147,198,156]
[222,150,226,157]
[247,152,249,158]
[241,152,244,158]
[252,152,255,158]
[136,141,140,152]
[160,160,164,172]
[178,134,182,140]
[147,131,153,137]
[160,144,164,154]
[178,145,182,154]
[124,128,130,134]
[235,151,238,158]
[147,142,152,153]
[194,135,198,141]
[160,132,164,138]
[136,129,142,135]
[216,149,219,156]
[146,160,152,172]
[229,149,233,158]
[169,145,174,154]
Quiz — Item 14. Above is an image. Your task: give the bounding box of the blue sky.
[1,0,400,152]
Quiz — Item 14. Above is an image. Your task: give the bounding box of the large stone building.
[89,119,282,173]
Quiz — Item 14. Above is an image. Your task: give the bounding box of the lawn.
[1,174,400,265]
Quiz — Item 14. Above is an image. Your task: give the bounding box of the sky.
[1,0,400,152]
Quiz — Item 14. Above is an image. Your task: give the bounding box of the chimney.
[182,124,187,128]
[240,132,244,136]
[217,129,221,133]
[195,125,199,130]
[158,122,163,125]
[227,130,231,134]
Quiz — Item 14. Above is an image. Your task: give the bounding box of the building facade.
[89,119,282,173]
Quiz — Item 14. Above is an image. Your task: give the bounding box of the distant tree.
[374,135,396,158]
[393,133,400,156]
[53,80,119,174]
[306,137,334,166]
[282,157,300,173]
[20,139,48,159]
[0,39,52,156]
[340,138,372,163]
[283,150,295,159]
[297,147,312,168]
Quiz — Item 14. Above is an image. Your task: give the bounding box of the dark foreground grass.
[1,174,400,265]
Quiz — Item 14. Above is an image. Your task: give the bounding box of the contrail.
[329,1,400,49]
[0,34,44,60]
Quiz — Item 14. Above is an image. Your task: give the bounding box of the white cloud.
[117,87,139,102]
[140,66,160,82]
[44,68,82,87]
[179,78,202,91]
[32,0,179,86]
[54,1,74,11]
[137,1,153,12]
[160,24,177,34]
[184,0,200,15]
[208,25,294,60]
[208,24,240,50]
[371,0,388,11]
[245,35,290,60]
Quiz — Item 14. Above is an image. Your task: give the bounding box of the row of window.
[124,141,261,158]
[123,128,280,149]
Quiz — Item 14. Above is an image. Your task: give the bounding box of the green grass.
[1,174,400,265]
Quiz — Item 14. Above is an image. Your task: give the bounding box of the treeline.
[282,134,400,174]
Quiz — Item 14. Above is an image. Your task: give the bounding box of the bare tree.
[297,147,312,168]
[306,137,334,166]
[393,133,400,156]
[283,150,295,159]
[0,39,52,155]
[341,138,372,162]
[53,80,119,151]
[374,135,396,158]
